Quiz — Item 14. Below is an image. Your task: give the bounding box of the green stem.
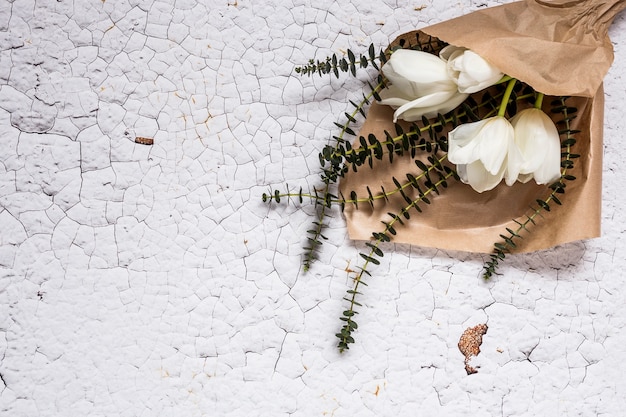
[534,93,545,109]
[268,154,450,207]
[497,78,517,118]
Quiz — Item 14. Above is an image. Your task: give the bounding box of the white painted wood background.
[1,0,625,415]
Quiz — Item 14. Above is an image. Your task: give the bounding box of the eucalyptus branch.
[325,124,443,174]
[295,34,452,79]
[301,80,385,271]
[263,154,450,210]
[337,166,457,352]
[295,44,387,77]
[482,97,579,279]
[319,79,386,183]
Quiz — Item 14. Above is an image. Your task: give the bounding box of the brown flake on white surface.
[458,323,488,375]
[134,136,154,145]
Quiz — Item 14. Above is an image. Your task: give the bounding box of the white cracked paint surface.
[1,0,625,415]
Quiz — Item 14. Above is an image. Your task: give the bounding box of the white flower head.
[379,49,469,122]
[509,108,562,185]
[440,45,504,94]
[447,116,515,193]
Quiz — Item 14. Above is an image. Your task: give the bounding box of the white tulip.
[509,108,562,185]
[379,49,469,122]
[447,116,516,193]
[440,45,504,94]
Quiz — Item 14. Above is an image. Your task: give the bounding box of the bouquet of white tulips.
[266,0,626,351]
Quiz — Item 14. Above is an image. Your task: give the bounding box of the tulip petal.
[464,159,506,192]
[438,45,462,61]
[516,173,534,184]
[504,138,524,186]
[532,133,561,184]
[378,84,412,106]
[383,50,457,99]
[477,118,513,174]
[454,51,503,94]
[448,119,491,164]
[386,49,451,85]
[455,163,469,184]
[392,90,468,122]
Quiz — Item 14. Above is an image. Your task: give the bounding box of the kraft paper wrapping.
[340,0,625,253]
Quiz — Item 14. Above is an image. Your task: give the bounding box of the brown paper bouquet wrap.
[340,0,626,253]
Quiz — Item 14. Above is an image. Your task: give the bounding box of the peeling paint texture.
[1,1,626,416]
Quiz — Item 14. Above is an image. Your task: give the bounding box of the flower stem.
[497,78,517,117]
[534,93,545,109]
